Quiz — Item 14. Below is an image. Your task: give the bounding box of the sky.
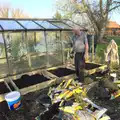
[0,0,120,24]
[0,0,57,18]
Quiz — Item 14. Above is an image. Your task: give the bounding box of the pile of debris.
[35,79,111,120]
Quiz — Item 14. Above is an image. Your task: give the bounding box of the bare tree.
[0,4,10,18]
[56,0,78,19]
[56,0,120,42]
[78,0,120,42]
[0,3,29,18]
[11,8,29,18]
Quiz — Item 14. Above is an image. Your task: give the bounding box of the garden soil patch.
[0,82,10,94]
[0,101,9,113]
[85,63,101,70]
[14,74,50,89]
[48,68,75,77]
[48,63,102,77]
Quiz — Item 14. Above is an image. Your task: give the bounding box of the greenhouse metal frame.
[0,18,84,78]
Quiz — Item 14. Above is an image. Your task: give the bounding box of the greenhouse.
[0,18,83,78]
[0,19,112,120]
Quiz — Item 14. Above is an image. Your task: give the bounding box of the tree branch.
[109,4,120,12]
[100,0,103,14]
[112,1,120,4]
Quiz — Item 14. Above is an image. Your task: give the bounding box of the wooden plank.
[10,79,19,91]
[42,70,58,79]
[0,95,4,102]
[4,80,12,92]
[86,65,107,75]
[0,78,4,82]
[46,65,65,71]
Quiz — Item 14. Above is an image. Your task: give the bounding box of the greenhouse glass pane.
[51,22,72,29]
[0,20,24,30]
[61,31,73,63]
[31,32,47,69]
[35,20,59,29]
[46,32,63,66]
[4,32,30,74]
[18,20,43,30]
[0,33,8,77]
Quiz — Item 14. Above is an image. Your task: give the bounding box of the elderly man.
[72,28,89,82]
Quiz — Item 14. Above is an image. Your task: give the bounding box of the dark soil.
[48,68,75,77]
[14,74,50,89]
[0,82,10,94]
[2,88,51,120]
[72,63,101,70]
[87,82,120,120]
[85,63,101,70]
[0,101,9,113]
[0,87,60,120]
[0,113,8,120]
[48,63,102,77]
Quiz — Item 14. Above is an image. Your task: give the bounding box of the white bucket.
[5,91,21,110]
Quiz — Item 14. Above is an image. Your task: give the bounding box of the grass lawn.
[96,36,120,62]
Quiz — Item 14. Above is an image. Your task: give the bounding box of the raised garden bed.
[14,74,50,89]
[85,63,108,75]
[49,63,107,77]
[48,68,75,77]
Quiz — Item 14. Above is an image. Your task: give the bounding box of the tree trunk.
[98,27,106,43]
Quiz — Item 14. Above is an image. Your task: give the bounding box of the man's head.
[72,27,81,35]
[72,27,87,35]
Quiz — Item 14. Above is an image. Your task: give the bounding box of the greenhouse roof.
[0,18,85,32]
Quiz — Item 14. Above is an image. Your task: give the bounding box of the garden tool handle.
[83,98,101,109]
